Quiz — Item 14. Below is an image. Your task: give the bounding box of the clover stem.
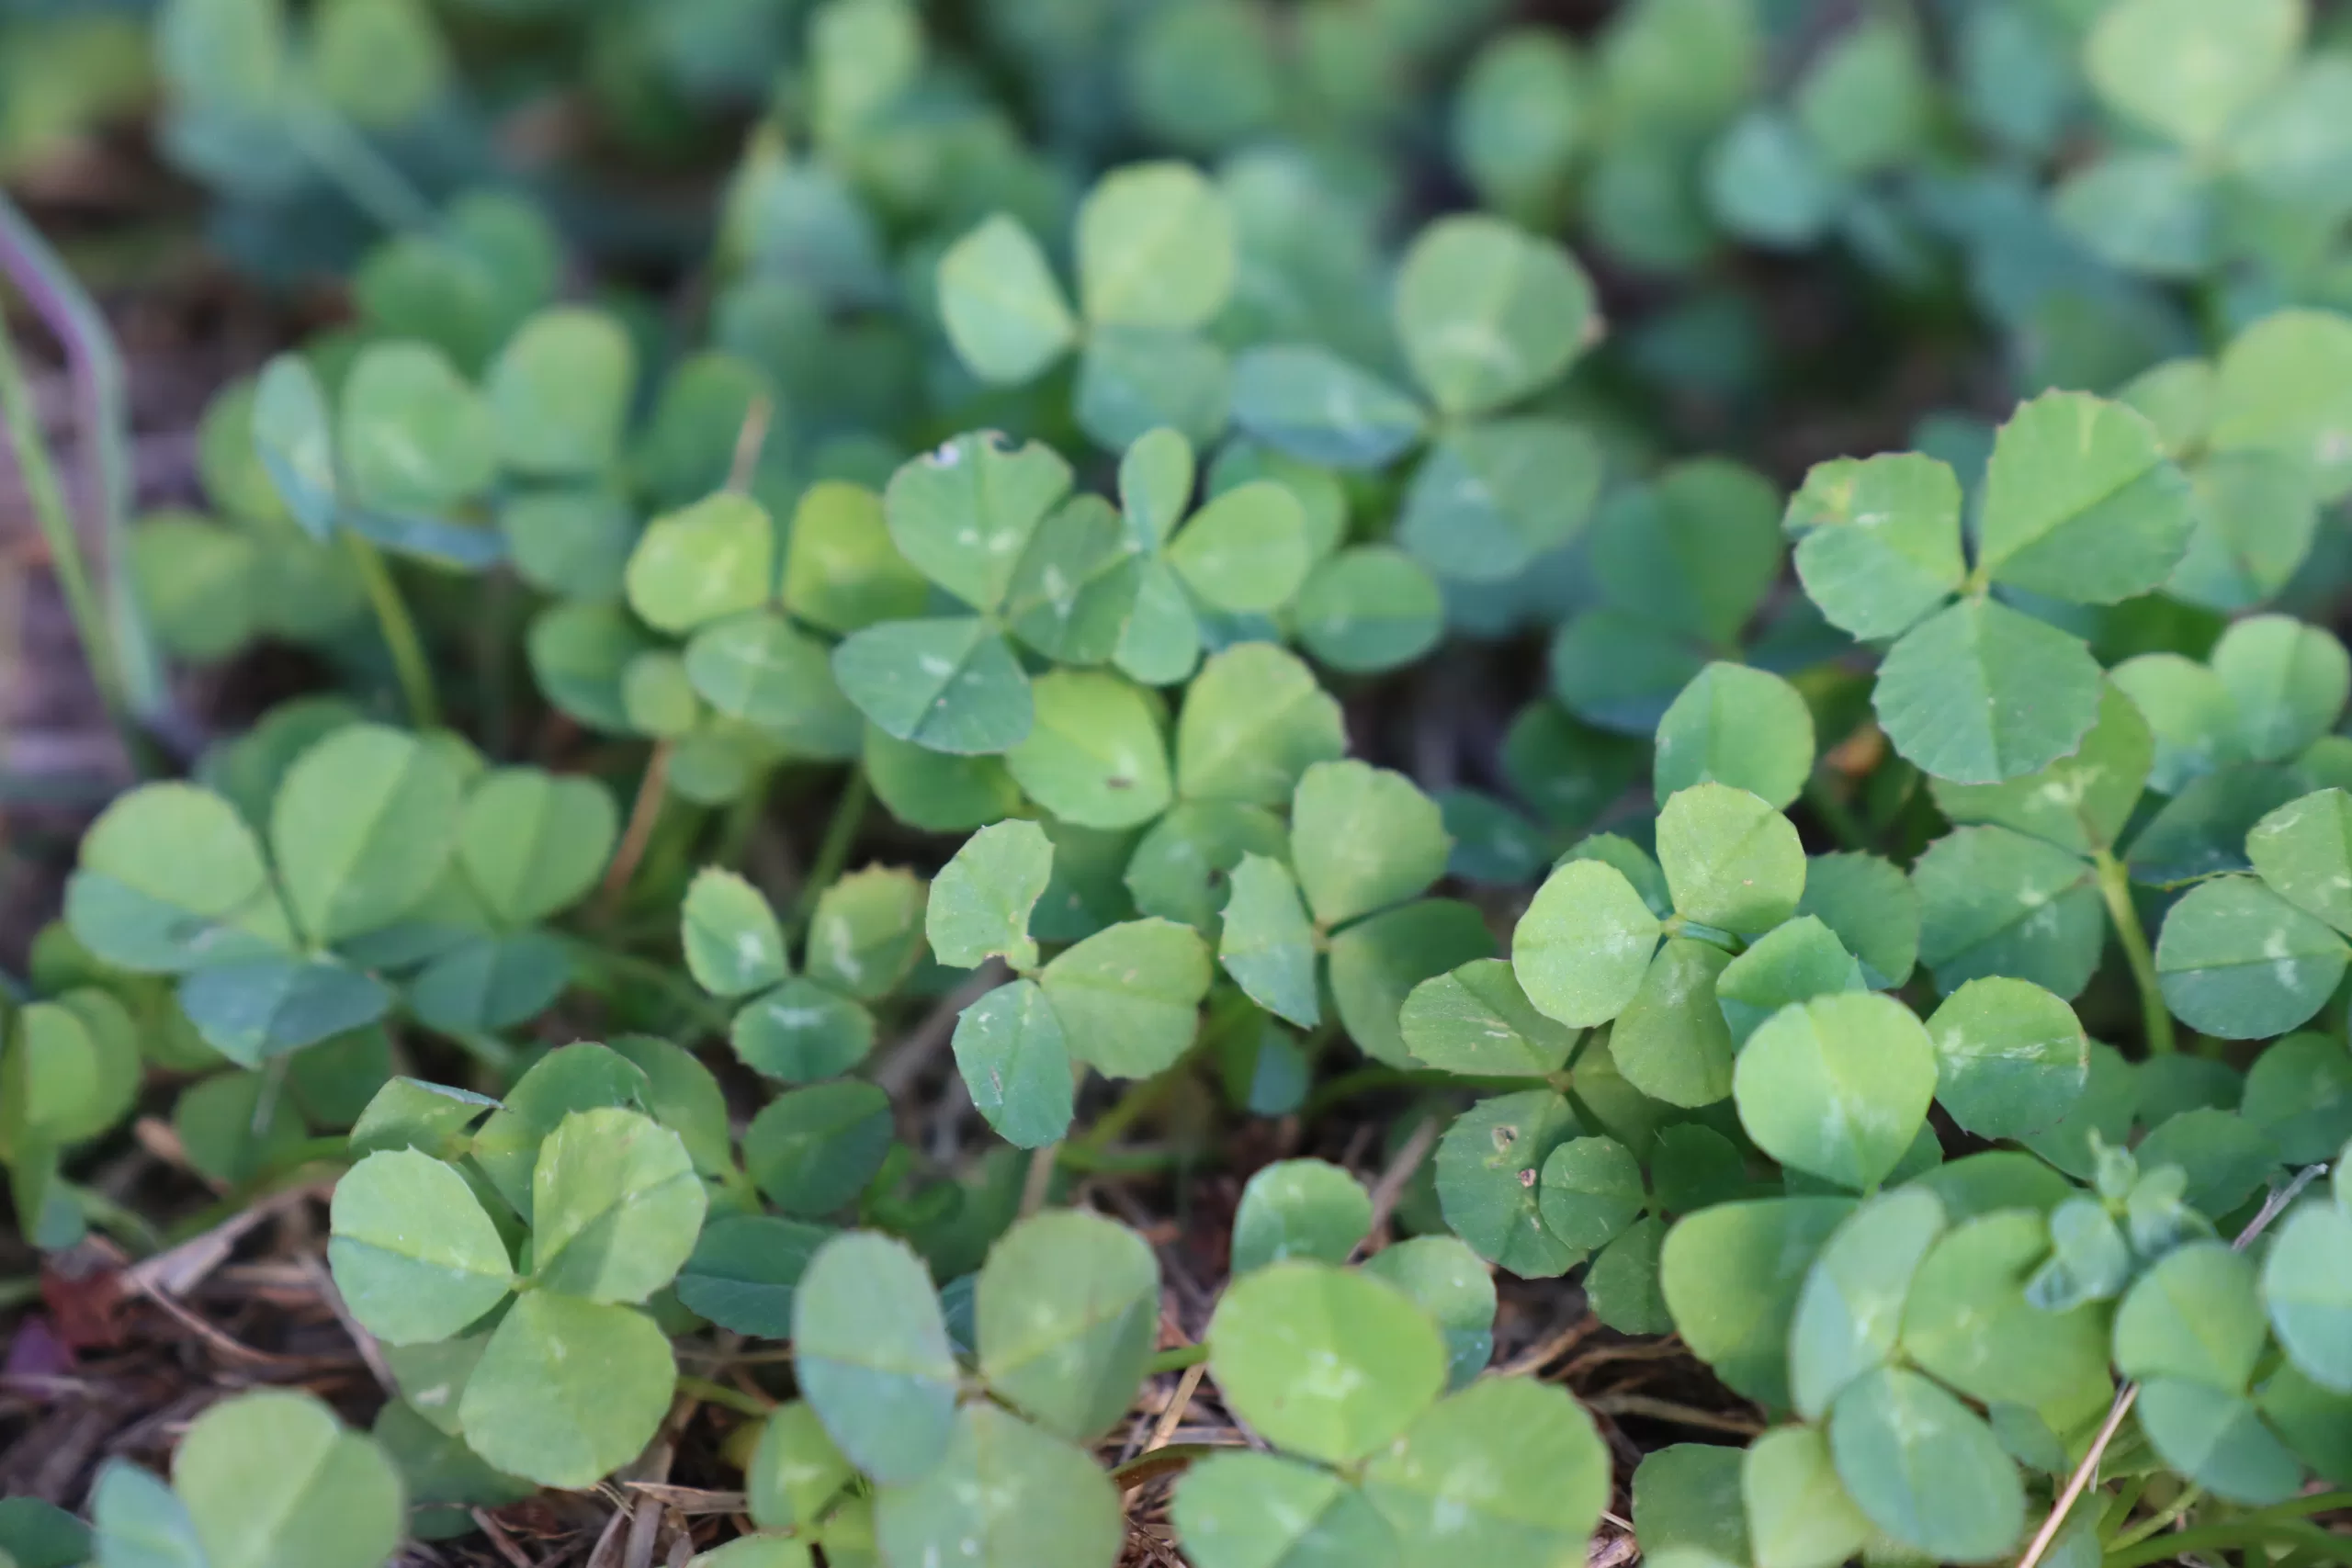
[1020,1140,1060,1216]
[342,532,441,729]
[675,1375,775,1419]
[1146,1343,1209,1375]
[2092,849,2174,1056]
[2105,1483,2203,1551]
[2100,1493,2352,1568]
[599,739,673,912]
[789,765,870,935]
[1073,1061,1188,1154]
[0,318,143,769]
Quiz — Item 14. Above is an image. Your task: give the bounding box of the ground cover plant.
[3,0,2352,1565]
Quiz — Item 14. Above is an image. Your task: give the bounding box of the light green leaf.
[1789,1187,1947,1421]
[485,307,636,478]
[793,1232,958,1484]
[1167,481,1310,614]
[1796,852,1918,989]
[2262,1201,2352,1393]
[1218,855,1320,1028]
[1512,858,1661,1027]
[1828,1367,2025,1564]
[1233,1159,1372,1273]
[1398,419,1604,583]
[1734,992,1937,1191]
[327,1148,512,1345]
[1654,663,1815,810]
[458,769,616,927]
[781,481,929,637]
[741,1082,892,1215]
[2135,1379,2307,1506]
[804,867,925,1002]
[884,433,1072,614]
[1228,346,1427,471]
[1076,162,1237,331]
[2155,875,2346,1040]
[1660,1198,1855,1409]
[1360,1378,1610,1568]
[173,1390,405,1568]
[338,342,492,514]
[978,1210,1159,1440]
[2086,0,2301,152]
[1715,917,1865,1047]
[1294,547,1444,675]
[1119,427,1195,547]
[1925,977,2088,1140]
[1125,801,1289,934]
[1393,215,1595,417]
[1610,938,1737,1109]
[625,492,775,636]
[873,1404,1123,1568]
[1173,1450,1400,1568]
[831,616,1034,756]
[929,819,1052,971]
[1434,1090,1583,1277]
[458,1293,676,1489]
[1005,671,1172,830]
[1656,782,1804,935]
[1913,825,2101,998]
[731,975,873,1083]
[271,725,462,944]
[1785,453,1965,640]
[1175,644,1347,806]
[1872,598,2102,784]
[1978,390,2193,602]
[1207,1260,1446,1466]
[2211,308,2352,502]
[1042,918,1211,1078]
[937,216,1079,384]
[251,354,337,539]
[1743,1427,1874,1568]
[1400,958,1577,1076]
[1360,1235,1498,1389]
[953,978,1075,1149]
[529,1108,707,1304]
[682,868,788,998]
[469,1043,648,1216]
[1899,1211,2114,1427]
[1928,680,2153,856]
[1001,494,1145,665]
[1290,761,1449,928]
[2114,1240,2267,1390]
[2212,614,2350,762]
[675,1215,830,1339]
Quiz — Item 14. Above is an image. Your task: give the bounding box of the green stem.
[2102,1493,2352,1568]
[344,532,440,729]
[1074,1062,1188,1154]
[789,767,870,934]
[676,1375,775,1418]
[2106,1485,2203,1551]
[2094,850,2174,1055]
[1148,1343,1208,1375]
[0,320,141,764]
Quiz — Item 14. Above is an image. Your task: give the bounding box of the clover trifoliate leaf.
[469,1043,648,1215]
[1393,215,1595,418]
[1714,916,1864,1046]
[1207,1260,1446,1465]
[178,954,390,1066]
[1400,958,1577,1076]
[2262,1201,2352,1393]
[1001,493,1144,665]
[1735,992,1937,1192]
[2086,0,2301,152]
[485,307,635,478]
[1289,761,1449,929]
[780,481,929,636]
[1125,801,1289,934]
[2115,1240,2267,1391]
[529,1108,707,1304]
[2211,308,2352,502]
[952,978,1075,1149]
[1076,161,1237,331]
[1789,1187,1947,1421]
[2155,875,2346,1039]
[718,1074,876,1211]
[874,1404,1123,1568]
[976,1210,1159,1441]
[865,727,1025,832]
[1228,345,1427,470]
[2211,614,2351,762]
[271,724,462,945]
[1547,611,1708,736]
[338,341,493,514]
[250,354,337,539]
[792,1233,957,1483]
[1293,547,1444,675]
[1656,782,1804,935]
[1218,855,1318,1028]
[1005,671,1171,830]
[928,819,1052,971]
[1742,1428,1875,1568]
[1785,452,1966,640]
[682,868,788,998]
[801,867,924,1003]
[1512,857,1661,1027]
[1360,1235,1497,1388]
[1661,1198,1855,1409]
[1632,1444,1747,1564]
[1827,1367,2025,1564]
[1976,391,2194,603]
[328,1149,512,1345]
[744,1401,853,1534]
[1232,1159,1372,1274]
[1114,559,1204,686]
[1042,918,1210,1079]
[1591,459,1783,644]
[831,616,1033,756]
[937,215,1079,385]
[1166,481,1311,614]
[1434,1090,1584,1277]
[1177,644,1347,806]
[2135,1379,2306,1506]
[172,1390,405,1568]
[2241,1034,2352,1167]
[459,1293,674,1489]
[685,612,851,739]
[675,1215,831,1338]
[65,783,280,974]
[1913,824,2101,998]
[2169,451,2319,613]
[1610,939,1737,1109]
[1361,1377,1609,1568]
[1873,597,2102,784]
[1925,978,2088,1140]
[1075,328,1234,452]
[1119,427,1195,547]
[1928,680,2153,857]
[458,769,616,927]
[1792,852,1917,990]
[1173,1450,1400,1568]
[1654,662,1815,810]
